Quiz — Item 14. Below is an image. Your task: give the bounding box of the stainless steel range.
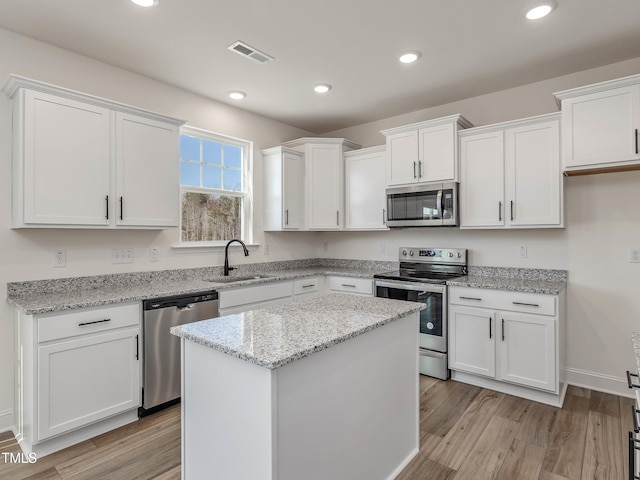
[374,247,467,380]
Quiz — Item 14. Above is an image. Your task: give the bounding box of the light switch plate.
[53,250,66,268]
[630,248,640,263]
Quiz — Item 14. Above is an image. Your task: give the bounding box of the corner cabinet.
[448,286,566,407]
[344,146,388,230]
[13,302,141,456]
[459,113,563,229]
[554,74,640,175]
[262,146,304,231]
[2,75,184,229]
[282,138,360,230]
[381,114,472,186]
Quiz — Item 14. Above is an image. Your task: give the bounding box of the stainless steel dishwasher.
[140,291,219,416]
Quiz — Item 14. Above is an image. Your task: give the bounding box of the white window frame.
[179,125,253,246]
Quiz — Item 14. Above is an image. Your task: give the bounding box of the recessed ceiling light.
[228,91,246,100]
[313,84,332,94]
[130,0,159,7]
[399,51,421,64]
[526,1,557,20]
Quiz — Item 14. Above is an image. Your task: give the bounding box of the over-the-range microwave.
[386,182,458,227]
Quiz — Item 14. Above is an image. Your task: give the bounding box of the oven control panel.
[399,247,466,264]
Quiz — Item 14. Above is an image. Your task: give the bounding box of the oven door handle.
[375,279,445,294]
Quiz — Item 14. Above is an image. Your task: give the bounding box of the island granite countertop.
[170,293,424,369]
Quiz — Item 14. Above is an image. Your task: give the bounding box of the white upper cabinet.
[381,114,472,186]
[2,75,184,229]
[554,74,640,174]
[262,146,304,231]
[344,146,388,230]
[459,113,562,229]
[281,137,360,231]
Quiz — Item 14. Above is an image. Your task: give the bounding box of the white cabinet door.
[418,123,456,183]
[386,130,418,186]
[282,150,304,229]
[506,119,561,226]
[459,130,505,227]
[307,143,342,230]
[562,84,640,169]
[345,147,387,230]
[22,89,111,226]
[37,327,140,440]
[115,113,179,227]
[448,305,496,378]
[498,312,556,392]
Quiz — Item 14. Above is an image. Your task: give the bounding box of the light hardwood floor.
[0,379,634,479]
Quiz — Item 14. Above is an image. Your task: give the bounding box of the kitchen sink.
[204,275,272,284]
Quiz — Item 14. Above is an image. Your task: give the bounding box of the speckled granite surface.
[7,259,397,315]
[447,266,567,295]
[170,293,423,369]
[632,332,640,376]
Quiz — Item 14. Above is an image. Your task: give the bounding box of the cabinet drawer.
[37,303,140,343]
[219,281,293,309]
[327,276,373,295]
[294,277,320,295]
[449,286,555,316]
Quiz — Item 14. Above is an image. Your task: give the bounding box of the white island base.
[179,311,419,480]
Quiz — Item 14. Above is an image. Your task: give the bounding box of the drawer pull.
[78,318,111,327]
[512,301,540,307]
[628,370,640,389]
[632,405,640,434]
[460,296,482,301]
[302,284,315,288]
[341,284,357,288]
[628,432,640,480]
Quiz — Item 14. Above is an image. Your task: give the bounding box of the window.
[179,126,252,244]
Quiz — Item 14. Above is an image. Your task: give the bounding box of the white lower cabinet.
[326,276,373,296]
[14,302,141,456]
[449,286,564,405]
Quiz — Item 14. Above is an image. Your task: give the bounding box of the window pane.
[181,192,242,242]
[180,135,200,161]
[203,165,222,189]
[223,168,242,191]
[180,161,200,187]
[224,145,242,168]
[204,140,223,165]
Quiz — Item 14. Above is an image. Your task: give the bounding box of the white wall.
[0,27,318,430]
[323,57,640,397]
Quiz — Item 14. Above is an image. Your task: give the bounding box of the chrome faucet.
[223,239,249,276]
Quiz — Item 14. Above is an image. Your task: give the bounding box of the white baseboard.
[564,367,635,398]
[0,409,13,434]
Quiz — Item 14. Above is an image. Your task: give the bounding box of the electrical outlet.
[630,248,640,263]
[519,246,527,259]
[53,250,66,268]
[323,242,328,253]
[379,244,385,254]
[150,247,159,262]
[263,244,269,256]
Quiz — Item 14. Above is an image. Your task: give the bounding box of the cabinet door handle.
[512,301,540,307]
[119,196,124,221]
[413,161,417,179]
[382,209,386,225]
[285,209,289,225]
[105,195,109,220]
[501,318,505,341]
[632,405,640,433]
[635,128,638,155]
[498,201,502,222]
[460,296,482,301]
[135,334,139,360]
[418,161,422,178]
[627,370,640,389]
[78,318,111,327]
[628,432,640,480]
[489,317,492,339]
[336,210,339,226]
[510,200,514,221]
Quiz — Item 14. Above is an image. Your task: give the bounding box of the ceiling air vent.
[227,41,274,64]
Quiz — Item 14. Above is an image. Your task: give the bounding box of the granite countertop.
[170,293,424,369]
[446,266,567,295]
[7,262,390,315]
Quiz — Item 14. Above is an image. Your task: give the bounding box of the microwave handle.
[437,189,443,219]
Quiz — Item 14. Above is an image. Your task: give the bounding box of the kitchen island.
[170,293,424,480]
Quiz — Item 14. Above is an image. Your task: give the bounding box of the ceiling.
[1,0,639,134]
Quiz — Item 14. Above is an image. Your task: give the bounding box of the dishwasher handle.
[143,291,218,310]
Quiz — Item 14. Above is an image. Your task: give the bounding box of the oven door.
[375,279,447,352]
